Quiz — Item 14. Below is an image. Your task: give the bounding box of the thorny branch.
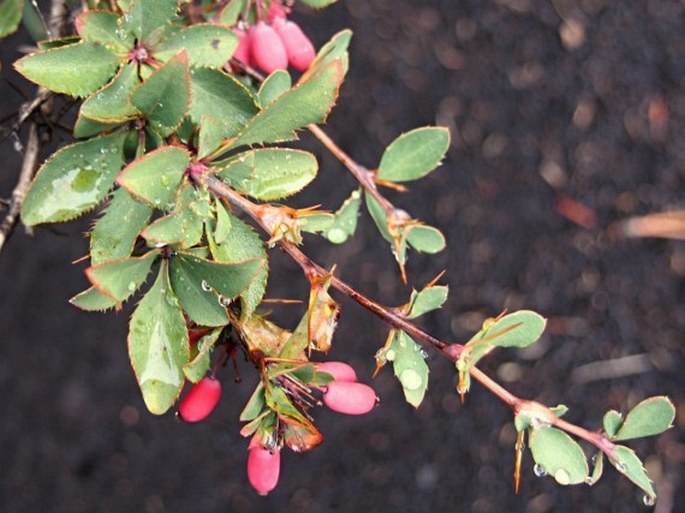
[197,173,619,465]
[308,124,396,216]
[0,0,68,253]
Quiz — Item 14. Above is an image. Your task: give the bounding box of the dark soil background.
[1,1,684,512]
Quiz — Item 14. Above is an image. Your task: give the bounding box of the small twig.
[199,173,620,460]
[0,0,70,253]
[0,123,40,251]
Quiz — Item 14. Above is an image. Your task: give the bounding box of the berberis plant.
[0,0,675,502]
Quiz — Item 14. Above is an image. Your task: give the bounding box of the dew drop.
[615,462,626,473]
[399,369,422,390]
[533,464,547,477]
[553,468,570,485]
[201,280,212,292]
[642,495,655,507]
[584,476,594,485]
[220,296,232,306]
[127,281,137,292]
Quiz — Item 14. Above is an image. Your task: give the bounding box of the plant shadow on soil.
[1,1,684,512]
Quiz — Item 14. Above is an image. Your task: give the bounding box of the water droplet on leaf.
[533,464,547,477]
[127,281,136,292]
[553,468,570,485]
[643,495,655,507]
[400,369,422,390]
[201,280,212,292]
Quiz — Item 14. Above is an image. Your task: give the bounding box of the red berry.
[317,361,357,382]
[232,28,252,67]
[323,381,378,415]
[177,377,222,423]
[273,19,316,71]
[249,21,288,74]
[266,1,288,22]
[247,445,281,495]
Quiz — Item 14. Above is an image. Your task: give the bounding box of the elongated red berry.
[178,376,222,423]
[232,28,252,67]
[266,1,288,22]
[273,19,316,71]
[247,445,281,495]
[249,21,288,74]
[323,381,378,415]
[317,361,357,382]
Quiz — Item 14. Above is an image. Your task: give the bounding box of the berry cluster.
[177,360,377,495]
[233,2,316,74]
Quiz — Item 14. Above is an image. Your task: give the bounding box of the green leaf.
[298,0,339,10]
[197,116,226,160]
[614,396,675,441]
[22,131,128,226]
[169,251,264,326]
[124,0,179,42]
[141,184,206,248]
[386,331,429,408]
[155,24,237,67]
[406,224,446,253]
[37,36,80,50]
[550,404,569,418]
[377,127,450,182]
[408,285,448,318]
[189,67,258,143]
[131,51,190,137]
[226,59,344,149]
[73,115,123,139]
[183,328,222,382]
[258,70,292,107]
[86,251,159,303]
[208,213,268,317]
[603,410,623,438]
[300,213,334,234]
[240,382,266,422]
[14,41,120,97]
[69,286,119,312]
[116,145,190,208]
[218,0,247,25]
[364,190,392,242]
[128,262,189,414]
[80,63,141,123]
[265,384,308,423]
[308,29,351,78]
[75,10,134,54]
[0,0,22,39]
[609,445,656,501]
[90,188,153,265]
[216,148,318,201]
[214,198,232,244]
[20,0,46,42]
[528,426,588,485]
[324,189,361,244]
[488,310,547,349]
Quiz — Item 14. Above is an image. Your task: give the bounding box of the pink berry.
[232,28,252,66]
[247,445,281,495]
[178,377,222,423]
[249,21,288,74]
[317,361,357,382]
[266,1,288,22]
[273,19,316,71]
[323,381,378,415]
